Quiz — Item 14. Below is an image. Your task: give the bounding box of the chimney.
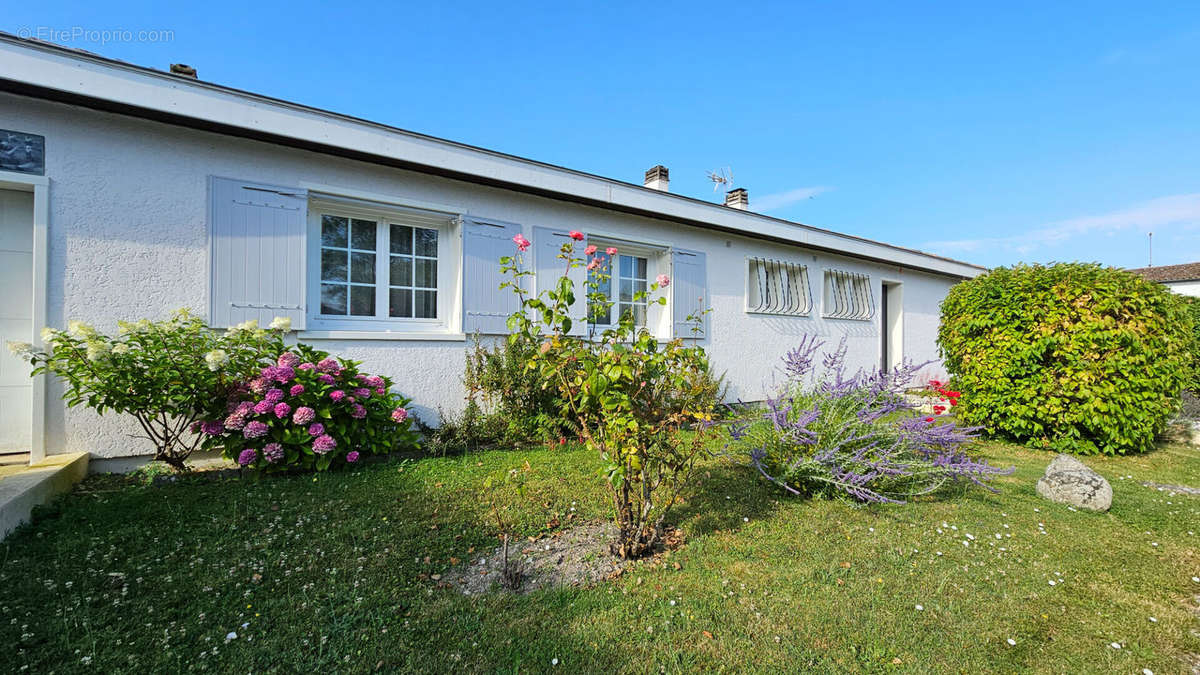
[644,165,669,192]
[725,187,749,210]
[169,63,197,79]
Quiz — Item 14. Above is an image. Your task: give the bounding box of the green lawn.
[1,441,1197,673]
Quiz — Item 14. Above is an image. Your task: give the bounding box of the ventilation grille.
[747,258,812,315]
[822,269,875,320]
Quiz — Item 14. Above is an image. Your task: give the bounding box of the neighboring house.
[0,35,984,464]
[1127,262,1200,298]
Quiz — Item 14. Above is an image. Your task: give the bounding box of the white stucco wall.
[1164,280,1200,298]
[1,92,963,458]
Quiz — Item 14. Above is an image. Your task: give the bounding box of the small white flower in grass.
[669,600,676,606]
[225,631,237,642]
[269,316,292,332]
[1148,617,1156,623]
[1192,576,1199,583]
[743,517,749,522]
[915,604,924,611]
[1048,580,1056,586]
[1110,642,1121,649]
[1006,638,1016,646]
[551,658,559,666]
[1142,669,1153,675]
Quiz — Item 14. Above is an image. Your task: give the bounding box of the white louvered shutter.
[462,217,523,334]
[532,227,586,336]
[671,248,708,340]
[209,177,308,329]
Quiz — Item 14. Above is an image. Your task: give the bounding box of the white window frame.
[821,268,875,321]
[584,237,670,338]
[306,199,459,333]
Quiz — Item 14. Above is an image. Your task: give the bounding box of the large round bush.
[937,263,1194,455]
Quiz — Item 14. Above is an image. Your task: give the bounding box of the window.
[309,202,454,331]
[746,257,812,315]
[822,269,875,320]
[588,251,649,328]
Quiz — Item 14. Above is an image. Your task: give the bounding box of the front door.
[0,188,34,457]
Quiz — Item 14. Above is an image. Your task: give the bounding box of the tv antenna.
[706,167,734,192]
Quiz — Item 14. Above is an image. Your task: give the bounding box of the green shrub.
[14,310,282,469]
[937,263,1194,455]
[1179,295,1200,391]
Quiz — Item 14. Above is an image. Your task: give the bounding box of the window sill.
[296,330,467,341]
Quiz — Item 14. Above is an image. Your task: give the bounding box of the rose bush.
[500,232,723,558]
[199,343,418,472]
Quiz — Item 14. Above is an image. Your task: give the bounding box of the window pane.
[320,283,347,315]
[414,227,438,257]
[414,258,437,289]
[390,255,412,287]
[618,303,646,327]
[321,215,347,248]
[390,224,413,255]
[350,219,377,251]
[414,290,437,318]
[350,251,376,284]
[634,279,647,297]
[589,304,611,325]
[619,279,633,302]
[350,285,375,316]
[389,288,412,318]
[619,255,633,278]
[321,248,347,282]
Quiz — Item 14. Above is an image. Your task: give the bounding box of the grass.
[0,440,1197,673]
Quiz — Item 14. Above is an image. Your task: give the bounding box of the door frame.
[0,170,48,463]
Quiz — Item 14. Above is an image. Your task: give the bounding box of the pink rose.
[584,244,597,256]
[656,274,670,288]
[568,230,584,241]
[512,233,531,252]
[606,247,618,255]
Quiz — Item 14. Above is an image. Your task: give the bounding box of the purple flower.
[307,423,325,437]
[249,378,269,395]
[292,406,316,425]
[346,450,360,463]
[200,420,225,435]
[312,434,337,454]
[318,373,335,385]
[263,442,284,463]
[373,387,384,396]
[353,388,371,399]
[351,403,367,419]
[253,400,273,415]
[297,362,316,371]
[273,402,292,419]
[272,366,295,383]
[264,388,284,403]
[224,412,247,431]
[365,375,384,389]
[243,421,269,439]
[289,384,305,397]
[237,448,257,466]
[391,407,408,423]
[236,401,255,415]
[329,390,346,402]
[277,352,301,368]
[316,357,342,374]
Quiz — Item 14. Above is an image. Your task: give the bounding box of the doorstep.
[0,452,89,539]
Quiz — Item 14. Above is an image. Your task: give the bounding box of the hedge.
[937,263,1195,455]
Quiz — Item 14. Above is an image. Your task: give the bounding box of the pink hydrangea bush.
[201,344,418,472]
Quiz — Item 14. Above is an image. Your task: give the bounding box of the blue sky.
[8,2,1199,268]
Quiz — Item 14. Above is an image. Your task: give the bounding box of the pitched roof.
[0,34,985,278]
[1126,262,1200,283]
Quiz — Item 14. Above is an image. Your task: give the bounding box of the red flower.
[933,405,945,414]
[949,400,958,406]
[568,230,585,241]
[925,417,935,423]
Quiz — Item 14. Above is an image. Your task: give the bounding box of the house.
[0,35,984,466]
[1127,262,1200,298]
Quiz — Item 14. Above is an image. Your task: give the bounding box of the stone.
[1035,454,1112,512]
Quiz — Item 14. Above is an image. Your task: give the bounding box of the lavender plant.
[732,335,1013,504]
